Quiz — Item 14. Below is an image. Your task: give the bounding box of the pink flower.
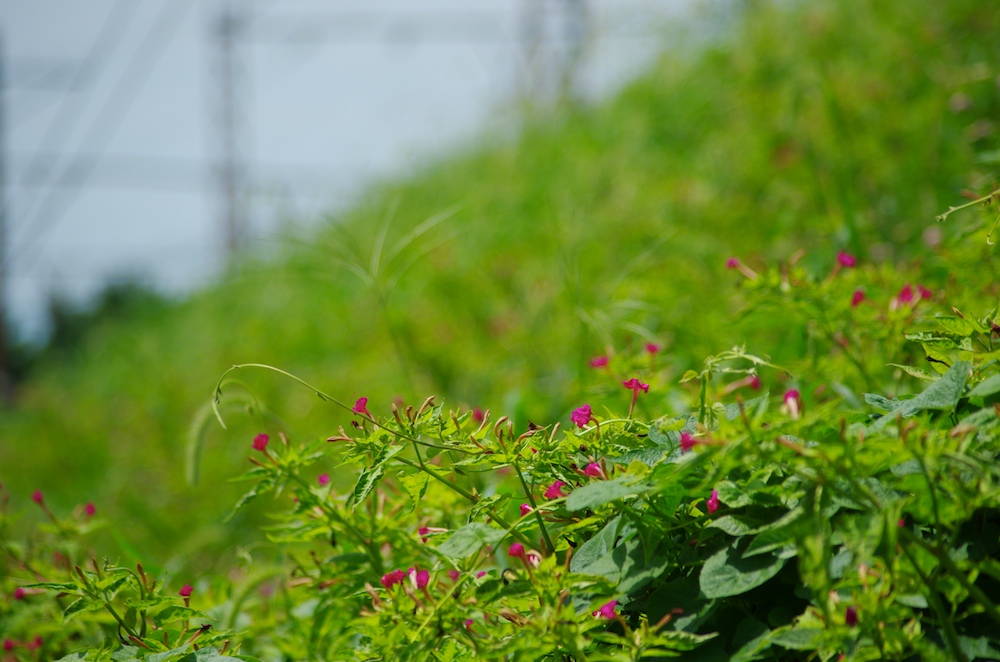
[13,588,26,600]
[419,526,430,543]
[593,599,618,619]
[898,518,905,528]
[380,569,406,589]
[31,490,43,504]
[352,397,371,417]
[571,404,595,429]
[784,389,802,419]
[680,432,697,453]
[508,543,525,559]
[544,480,568,500]
[519,503,532,517]
[898,284,915,304]
[706,490,719,514]
[622,377,650,395]
[28,636,42,651]
[252,434,269,452]
[318,474,330,486]
[3,640,14,652]
[726,257,741,269]
[589,356,609,368]
[645,343,661,355]
[836,251,856,268]
[464,618,474,631]
[583,462,603,478]
[476,571,486,578]
[918,285,932,300]
[851,289,865,307]
[448,569,461,582]
[749,375,762,390]
[179,584,193,597]
[84,502,96,517]
[845,606,858,627]
[472,408,485,423]
[409,568,430,590]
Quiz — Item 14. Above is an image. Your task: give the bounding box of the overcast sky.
[1,0,693,341]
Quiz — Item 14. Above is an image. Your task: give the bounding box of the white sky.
[1,0,694,340]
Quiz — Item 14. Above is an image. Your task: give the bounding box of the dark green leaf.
[700,542,787,598]
[570,516,632,573]
[969,374,1000,398]
[63,597,91,622]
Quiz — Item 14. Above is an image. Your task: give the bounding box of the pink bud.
[706,490,719,514]
[252,434,269,451]
[845,606,858,627]
[726,257,740,269]
[519,503,532,517]
[851,290,865,307]
[589,356,609,368]
[448,569,461,582]
[31,490,43,505]
[317,474,330,486]
[472,408,485,423]
[749,375,762,390]
[544,480,567,500]
[84,502,96,517]
[836,251,857,268]
[179,584,193,597]
[680,432,696,453]
[28,636,42,651]
[645,343,661,355]
[508,543,525,559]
[583,462,603,478]
[593,599,618,619]
[13,588,26,600]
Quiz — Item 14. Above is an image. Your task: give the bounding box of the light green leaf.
[436,523,505,559]
[397,470,429,513]
[565,477,651,511]
[351,444,404,509]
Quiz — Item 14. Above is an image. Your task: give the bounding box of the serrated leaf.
[436,523,505,559]
[565,477,650,511]
[700,542,787,598]
[351,443,404,509]
[397,470,429,513]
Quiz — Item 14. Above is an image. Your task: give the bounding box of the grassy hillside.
[1,0,997,573]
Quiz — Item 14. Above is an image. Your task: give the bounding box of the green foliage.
[2,0,1000,658]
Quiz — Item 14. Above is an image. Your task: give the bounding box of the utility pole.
[214,0,248,258]
[0,32,9,396]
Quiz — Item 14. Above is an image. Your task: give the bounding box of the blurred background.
[0,0,690,348]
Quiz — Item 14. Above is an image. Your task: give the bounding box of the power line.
[5,0,140,222]
[7,0,195,273]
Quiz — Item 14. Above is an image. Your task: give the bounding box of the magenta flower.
[252,434,269,452]
[784,389,802,419]
[3,640,14,652]
[583,462,604,478]
[419,526,430,543]
[84,502,96,517]
[317,474,331,486]
[706,490,719,514]
[571,404,595,429]
[544,480,568,500]
[645,343,661,355]
[464,618,474,631]
[448,569,461,582]
[589,356,609,368]
[851,289,865,307]
[352,397,371,417]
[476,571,486,578]
[472,408,485,423]
[749,375,762,390]
[898,284,915,304]
[179,584,193,598]
[623,377,649,417]
[31,490,43,504]
[409,567,430,590]
[593,599,618,619]
[508,543,525,559]
[622,377,650,395]
[13,588,26,600]
[918,284,932,300]
[845,606,858,627]
[898,518,906,528]
[519,503,532,517]
[836,251,857,268]
[726,257,741,269]
[380,569,406,589]
[680,432,697,453]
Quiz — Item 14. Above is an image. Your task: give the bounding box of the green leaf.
[155,605,209,623]
[886,363,937,382]
[969,373,1000,398]
[25,581,79,592]
[870,361,970,430]
[934,315,977,337]
[769,628,821,650]
[864,393,905,411]
[397,470,429,513]
[565,477,651,511]
[351,443,404,509]
[699,542,787,598]
[436,523,505,559]
[570,516,632,573]
[63,597,91,622]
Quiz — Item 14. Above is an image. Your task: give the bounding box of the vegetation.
[1,0,999,658]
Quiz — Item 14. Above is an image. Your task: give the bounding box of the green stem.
[512,460,555,555]
[898,536,967,662]
[936,189,1000,222]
